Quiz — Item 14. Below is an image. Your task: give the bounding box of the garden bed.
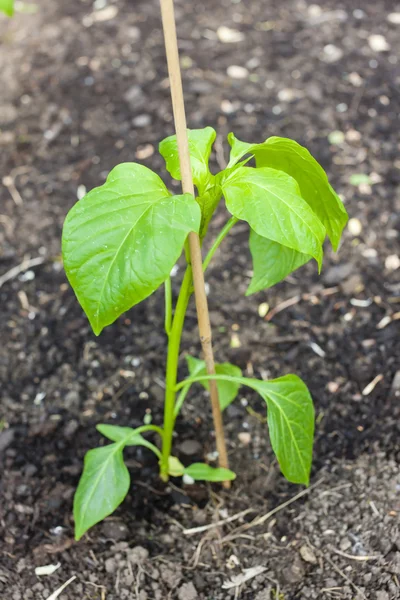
[0,0,399,598]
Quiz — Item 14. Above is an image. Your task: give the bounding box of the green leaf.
[184,463,236,482]
[74,442,130,540]
[245,375,314,485]
[221,166,326,269]
[97,424,139,443]
[0,0,14,16]
[168,456,185,477]
[247,230,311,294]
[196,182,223,237]
[179,373,314,485]
[186,355,242,410]
[227,134,348,251]
[62,163,201,335]
[226,133,254,169]
[159,127,216,194]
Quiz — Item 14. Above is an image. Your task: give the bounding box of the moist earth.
[0,0,399,598]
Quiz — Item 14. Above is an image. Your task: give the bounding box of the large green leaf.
[184,463,236,482]
[247,230,311,295]
[0,0,14,16]
[227,134,348,250]
[221,166,326,269]
[159,127,216,194]
[246,375,314,485]
[62,163,200,335]
[179,373,314,485]
[74,441,130,540]
[186,355,242,410]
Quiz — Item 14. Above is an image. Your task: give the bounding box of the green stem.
[160,265,193,480]
[133,425,165,439]
[175,373,241,392]
[164,276,172,336]
[174,383,191,418]
[202,217,238,272]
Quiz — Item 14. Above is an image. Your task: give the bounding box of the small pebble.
[342,275,363,296]
[299,545,317,564]
[322,44,343,63]
[135,144,154,159]
[277,88,300,102]
[217,26,244,43]
[238,432,251,445]
[179,439,202,456]
[387,13,400,25]
[221,99,237,114]
[340,537,352,551]
[347,72,363,87]
[227,65,248,79]
[328,130,345,145]
[77,184,86,200]
[347,218,362,236]
[91,5,118,22]
[132,114,151,128]
[368,34,390,52]
[346,129,361,142]
[258,302,269,318]
[385,255,400,270]
[177,582,198,600]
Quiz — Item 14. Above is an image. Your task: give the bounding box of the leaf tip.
[73,513,86,541]
[244,284,255,297]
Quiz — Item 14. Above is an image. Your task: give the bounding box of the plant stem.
[174,382,191,418]
[133,425,165,438]
[202,217,238,272]
[160,0,230,486]
[164,276,172,336]
[175,373,241,392]
[160,266,192,480]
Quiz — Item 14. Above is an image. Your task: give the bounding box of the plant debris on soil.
[1,0,399,598]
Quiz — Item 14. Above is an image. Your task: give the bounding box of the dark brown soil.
[1,0,400,598]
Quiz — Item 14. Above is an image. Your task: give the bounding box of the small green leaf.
[159,127,216,194]
[0,0,14,16]
[180,373,315,485]
[226,133,254,169]
[168,456,185,477]
[62,163,200,335]
[221,166,326,269]
[245,375,314,485]
[97,424,162,459]
[227,134,348,250]
[74,442,130,540]
[97,424,141,444]
[197,182,223,237]
[349,173,371,186]
[186,355,242,410]
[184,463,236,482]
[247,230,311,294]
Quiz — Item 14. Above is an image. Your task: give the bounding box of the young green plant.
[62,127,348,540]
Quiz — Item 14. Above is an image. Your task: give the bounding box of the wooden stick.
[159,0,230,485]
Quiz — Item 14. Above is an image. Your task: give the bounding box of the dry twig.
[0,256,45,289]
[183,508,254,536]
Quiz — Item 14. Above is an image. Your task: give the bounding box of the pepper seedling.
[62,127,348,539]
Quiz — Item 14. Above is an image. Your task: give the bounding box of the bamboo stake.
[159,0,230,485]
